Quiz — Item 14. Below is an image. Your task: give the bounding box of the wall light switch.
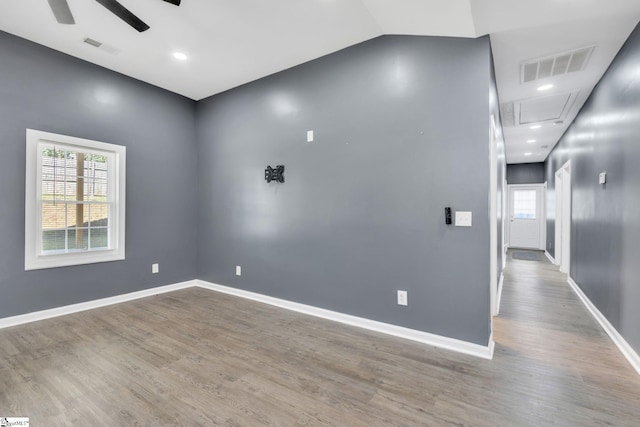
[599,172,607,184]
[455,211,472,227]
[152,263,159,274]
[236,265,242,276]
[397,290,408,306]
[307,130,314,142]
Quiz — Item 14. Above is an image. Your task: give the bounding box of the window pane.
[42,203,66,230]
[42,230,65,251]
[90,228,109,249]
[90,204,109,227]
[68,228,88,250]
[40,150,111,253]
[513,190,536,219]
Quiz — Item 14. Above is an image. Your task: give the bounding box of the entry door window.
[513,190,537,219]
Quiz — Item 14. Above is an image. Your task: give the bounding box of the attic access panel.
[519,93,572,125]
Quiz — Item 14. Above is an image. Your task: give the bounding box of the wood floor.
[1,253,640,425]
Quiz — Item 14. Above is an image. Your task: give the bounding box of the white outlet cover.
[152,263,159,274]
[599,172,607,184]
[236,265,242,276]
[455,211,472,227]
[307,130,314,142]
[397,290,408,306]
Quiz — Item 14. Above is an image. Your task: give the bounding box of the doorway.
[554,161,571,273]
[507,184,545,249]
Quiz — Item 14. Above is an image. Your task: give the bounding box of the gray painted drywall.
[197,35,492,345]
[507,162,545,184]
[545,21,640,354]
[0,31,198,318]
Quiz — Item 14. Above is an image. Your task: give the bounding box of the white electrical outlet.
[455,211,472,227]
[152,263,159,274]
[236,265,242,276]
[397,290,408,306]
[307,130,314,142]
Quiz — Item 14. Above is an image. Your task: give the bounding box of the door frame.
[555,160,572,274]
[506,183,546,250]
[489,115,498,317]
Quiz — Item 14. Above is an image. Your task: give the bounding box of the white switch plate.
[152,263,159,274]
[455,211,472,227]
[599,172,607,184]
[236,265,242,276]
[397,290,408,306]
[307,130,314,142]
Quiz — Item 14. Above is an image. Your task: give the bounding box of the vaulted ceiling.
[1,0,640,163]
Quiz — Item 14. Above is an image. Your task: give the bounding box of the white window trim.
[25,129,126,270]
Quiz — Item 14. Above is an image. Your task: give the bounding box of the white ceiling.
[1,0,640,163]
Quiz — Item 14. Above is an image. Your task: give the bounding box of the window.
[512,189,536,220]
[25,129,126,270]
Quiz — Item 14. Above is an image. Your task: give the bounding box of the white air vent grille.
[521,46,594,83]
[83,37,121,55]
[84,38,102,48]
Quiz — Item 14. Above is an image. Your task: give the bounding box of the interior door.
[508,185,544,249]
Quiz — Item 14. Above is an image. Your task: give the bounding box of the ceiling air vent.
[521,46,595,83]
[83,37,121,55]
[84,37,102,48]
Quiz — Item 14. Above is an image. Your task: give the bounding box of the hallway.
[492,250,640,425]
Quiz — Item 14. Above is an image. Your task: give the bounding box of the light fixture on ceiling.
[530,125,541,129]
[537,84,554,91]
[524,152,533,156]
[527,139,536,143]
[173,52,188,60]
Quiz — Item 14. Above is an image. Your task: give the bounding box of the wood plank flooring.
[1,252,640,425]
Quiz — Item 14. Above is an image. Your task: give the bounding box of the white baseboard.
[545,250,555,264]
[0,278,495,361]
[195,280,494,360]
[567,277,640,375]
[496,272,505,315]
[0,280,196,330]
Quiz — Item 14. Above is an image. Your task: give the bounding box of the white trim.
[195,280,495,360]
[567,277,640,375]
[0,280,194,329]
[496,272,505,315]
[489,115,498,320]
[25,129,126,271]
[0,279,495,360]
[545,250,555,264]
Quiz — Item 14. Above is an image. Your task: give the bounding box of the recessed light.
[524,152,533,156]
[538,84,553,91]
[530,125,541,129]
[527,139,536,143]
[173,52,188,60]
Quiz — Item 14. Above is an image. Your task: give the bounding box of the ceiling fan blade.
[48,0,75,24]
[95,0,150,32]
[161,0,181,5]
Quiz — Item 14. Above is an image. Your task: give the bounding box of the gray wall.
[545,21,640,354]
[0,31,198,317]
[197,35,493,345]
[507,162,545,184]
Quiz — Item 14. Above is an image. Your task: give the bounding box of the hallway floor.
[1,252,639,425]
[493,249,640,425]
